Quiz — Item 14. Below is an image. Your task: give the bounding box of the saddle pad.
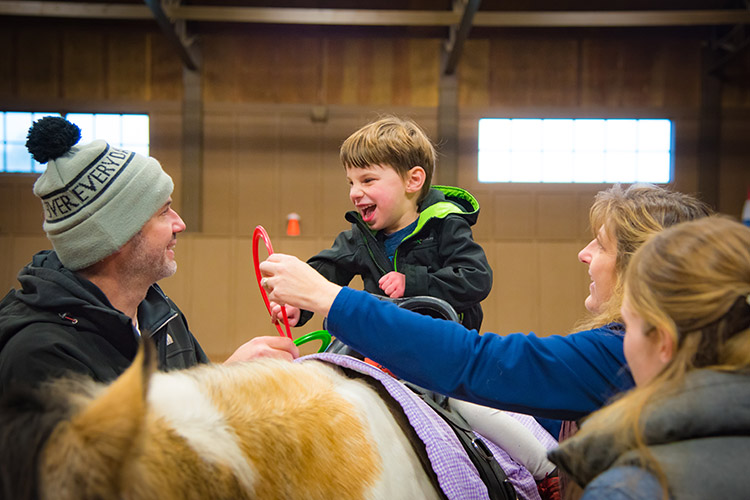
[300,353,541,500]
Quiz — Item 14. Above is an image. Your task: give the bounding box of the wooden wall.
[1,18,749,360]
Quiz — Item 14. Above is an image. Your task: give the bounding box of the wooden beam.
[472,10,750,27]
[144,0,198,71]
[170,6,457,26]
[697,44,722,211]
[0,1,152,19]
[2,3,749,28]
[181,61,204,231]
[437,64,459,187]
[443,0,481,76]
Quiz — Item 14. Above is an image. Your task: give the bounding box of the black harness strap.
[405,383,519,500]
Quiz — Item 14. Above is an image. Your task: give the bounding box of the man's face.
[124,198,186,283]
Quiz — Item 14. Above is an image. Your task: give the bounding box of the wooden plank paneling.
[408,39,440,107]
[150,33,183,101]
[279,115,321,235]
[0,29,14,98]
[63,31,106,101]
[537,193,579,239]
[236,111,280,235]
[492,192,535,240]
[458,39,490,107]
[484,241,538,334]
[188,236,236,359]
[370,38,396,105]
[107,32,149,100]
[202,112,236,234]
[277,37,323,104]
[538,242,588,334]
[489,35,580,107]
[320,117,356,239]
[0,185,14,234]
[17,30,60,100]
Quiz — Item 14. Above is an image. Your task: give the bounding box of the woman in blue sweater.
[549,216,750,499]
[259,184,710,421]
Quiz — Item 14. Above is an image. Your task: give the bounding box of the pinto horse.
[0,340,538,500]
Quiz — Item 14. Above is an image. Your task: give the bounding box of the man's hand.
[224,336,299,364]
[379,271,406,298]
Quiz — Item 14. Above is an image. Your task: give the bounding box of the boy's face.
[346,164,421,235]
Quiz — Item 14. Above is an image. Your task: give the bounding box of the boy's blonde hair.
[340,116,435,204]
[567,216,750,499]
[575,183,712,331]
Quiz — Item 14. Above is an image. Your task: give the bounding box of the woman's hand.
[259,253,342,316]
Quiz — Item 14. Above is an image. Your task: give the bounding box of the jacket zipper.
[150,312,178,336]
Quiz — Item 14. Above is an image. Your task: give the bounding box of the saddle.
[325,295,518,500]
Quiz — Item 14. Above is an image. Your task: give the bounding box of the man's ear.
[405,166,426,194]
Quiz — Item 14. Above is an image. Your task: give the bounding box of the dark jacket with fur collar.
[0,250,208,396]
[549,369,750,499]
[300,186,492,331]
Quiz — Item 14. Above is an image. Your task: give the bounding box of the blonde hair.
[575,184,712,330]
[572,216,750,498]
[340,116,435,204]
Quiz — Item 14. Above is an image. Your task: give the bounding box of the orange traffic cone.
[286,212,301,236]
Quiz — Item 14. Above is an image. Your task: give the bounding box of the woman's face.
[621,297,671,386]
[578,225,618,314]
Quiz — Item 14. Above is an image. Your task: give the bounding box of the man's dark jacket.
[0,250,208,396]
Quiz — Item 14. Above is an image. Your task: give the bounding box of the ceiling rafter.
[443,0,481,76]
[144,0,198,70]
[3,2,750,28]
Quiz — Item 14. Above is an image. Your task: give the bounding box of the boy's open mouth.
[360,204,376,222]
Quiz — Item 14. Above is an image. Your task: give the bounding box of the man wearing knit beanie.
[0,117,298,395]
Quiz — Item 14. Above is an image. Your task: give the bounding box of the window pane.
[478,150,512,182]
[478,118,672,183]
[479,118,511,151]
[542,151,574,183]
[512,120,543,151]
[605,120,638,151]
[543,120,574,152]
[2,112,149,173]
[121,115,149,146]
[637,152,671,183]
[7,143,32,173]
[638,120,671,152]
[66,114,95,143]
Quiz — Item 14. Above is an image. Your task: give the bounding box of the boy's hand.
[379,271,406,298]
[269,301,301,327]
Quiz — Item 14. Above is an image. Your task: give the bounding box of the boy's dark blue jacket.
[299,185,492,331]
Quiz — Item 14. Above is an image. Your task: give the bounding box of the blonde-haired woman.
[260,183,711,419]
[258,183,711,497]
[549,216,750,499]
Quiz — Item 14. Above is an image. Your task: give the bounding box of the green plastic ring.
[293,330,332,353]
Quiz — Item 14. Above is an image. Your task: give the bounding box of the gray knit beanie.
[26,116,174,271]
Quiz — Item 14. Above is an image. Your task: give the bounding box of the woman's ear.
[405,166,426,194]
[655,327,676,365]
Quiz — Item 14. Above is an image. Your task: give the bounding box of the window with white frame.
[478,118,672,184]
[1,112,149,173]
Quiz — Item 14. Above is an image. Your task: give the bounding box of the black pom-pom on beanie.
[25,116,81,164]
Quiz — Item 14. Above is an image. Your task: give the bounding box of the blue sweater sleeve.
[328,287,633,420]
